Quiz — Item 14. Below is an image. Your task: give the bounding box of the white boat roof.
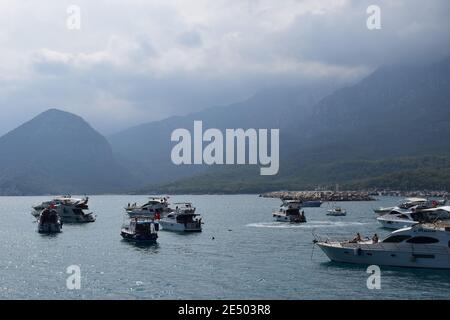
[405,197,427,203]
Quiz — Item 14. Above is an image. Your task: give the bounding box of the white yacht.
[377,206,450,230]
[273,200,306,223]
[125,197,171,218]
[327,207,347,216]
[32,196,95,223]
[316,222,450,269]
[373,197,445,216]
[159,203,202,232]
[37,207,62,234]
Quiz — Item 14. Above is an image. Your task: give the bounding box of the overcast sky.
[0,0,449,135]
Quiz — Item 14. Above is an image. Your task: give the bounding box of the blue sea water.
[0,195,449,299]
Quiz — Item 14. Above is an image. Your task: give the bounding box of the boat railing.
[332,241,449,254]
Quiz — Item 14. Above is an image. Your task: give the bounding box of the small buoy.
[212,237,215,240]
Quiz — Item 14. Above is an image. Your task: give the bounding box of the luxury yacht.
[159,203,202,232]
[32,196,95,223]
[37,207,62,234]
[377,206,450,230]
[316,222,450,269]
[273,200,306,223]
[120,216,159,243]
[373,197,445,216]
[327,207,347,216]
[125,197,171,217]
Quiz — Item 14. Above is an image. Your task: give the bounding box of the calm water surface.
[0,195,449,299]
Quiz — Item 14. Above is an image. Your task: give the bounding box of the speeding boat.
[121,216,159,243]
[32,196,95,223]
[377,206,450,230]
[316,222,450,269]
[159,203,202,232]
[273,200,306,223]
[37,207,62,234]
[327,207,347,216]
[125,197,171,218]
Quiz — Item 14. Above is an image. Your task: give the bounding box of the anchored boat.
[125,196,171,218]
[32,195,95,223]
[327,207,347,216]
[316,222,450,269]
[121,216,159,243]
[374,197,446,216]
[377,206,450,230]
[159,203,202,232]
[37,207,62,234]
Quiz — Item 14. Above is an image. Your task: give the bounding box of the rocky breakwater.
[260,191,375,202]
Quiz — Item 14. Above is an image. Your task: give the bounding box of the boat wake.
[246,220,369,229]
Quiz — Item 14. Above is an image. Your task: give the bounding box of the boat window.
[406,236,439,244]
[382,235,411,243]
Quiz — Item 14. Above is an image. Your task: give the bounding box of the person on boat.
[155,211,161,220]
[372,234,379,244]
[300,211,306,222]
[350,233,362,243]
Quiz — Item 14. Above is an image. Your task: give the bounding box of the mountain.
[108,85,333,184]
[144,55,450,193]
[0,109,134,195]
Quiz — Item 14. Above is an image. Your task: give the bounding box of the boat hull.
[159,220,202,232]
[273,214,306,223]
[327,210,347,216]
[317,243,450,269]
[326,212,347,216]
[377,217,418,230]
[120,231,158,243]
[38,223,62,234]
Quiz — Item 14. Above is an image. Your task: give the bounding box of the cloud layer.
[0,0,449,135]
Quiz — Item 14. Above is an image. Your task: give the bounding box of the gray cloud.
[0,0,449,136]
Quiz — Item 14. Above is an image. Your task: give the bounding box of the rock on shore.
[260,191,375,202]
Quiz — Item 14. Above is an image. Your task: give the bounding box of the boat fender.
[353,248,362,256]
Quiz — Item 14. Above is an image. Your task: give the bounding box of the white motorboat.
[32,196,95,223]
[377,206,450,230]
[327,207,347,216]
[125,196,171,218]
[121,216,159,243]
[159,203,202,232]
[37,207,62,234]
[273,200,306,223]
[316,222,450,269]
